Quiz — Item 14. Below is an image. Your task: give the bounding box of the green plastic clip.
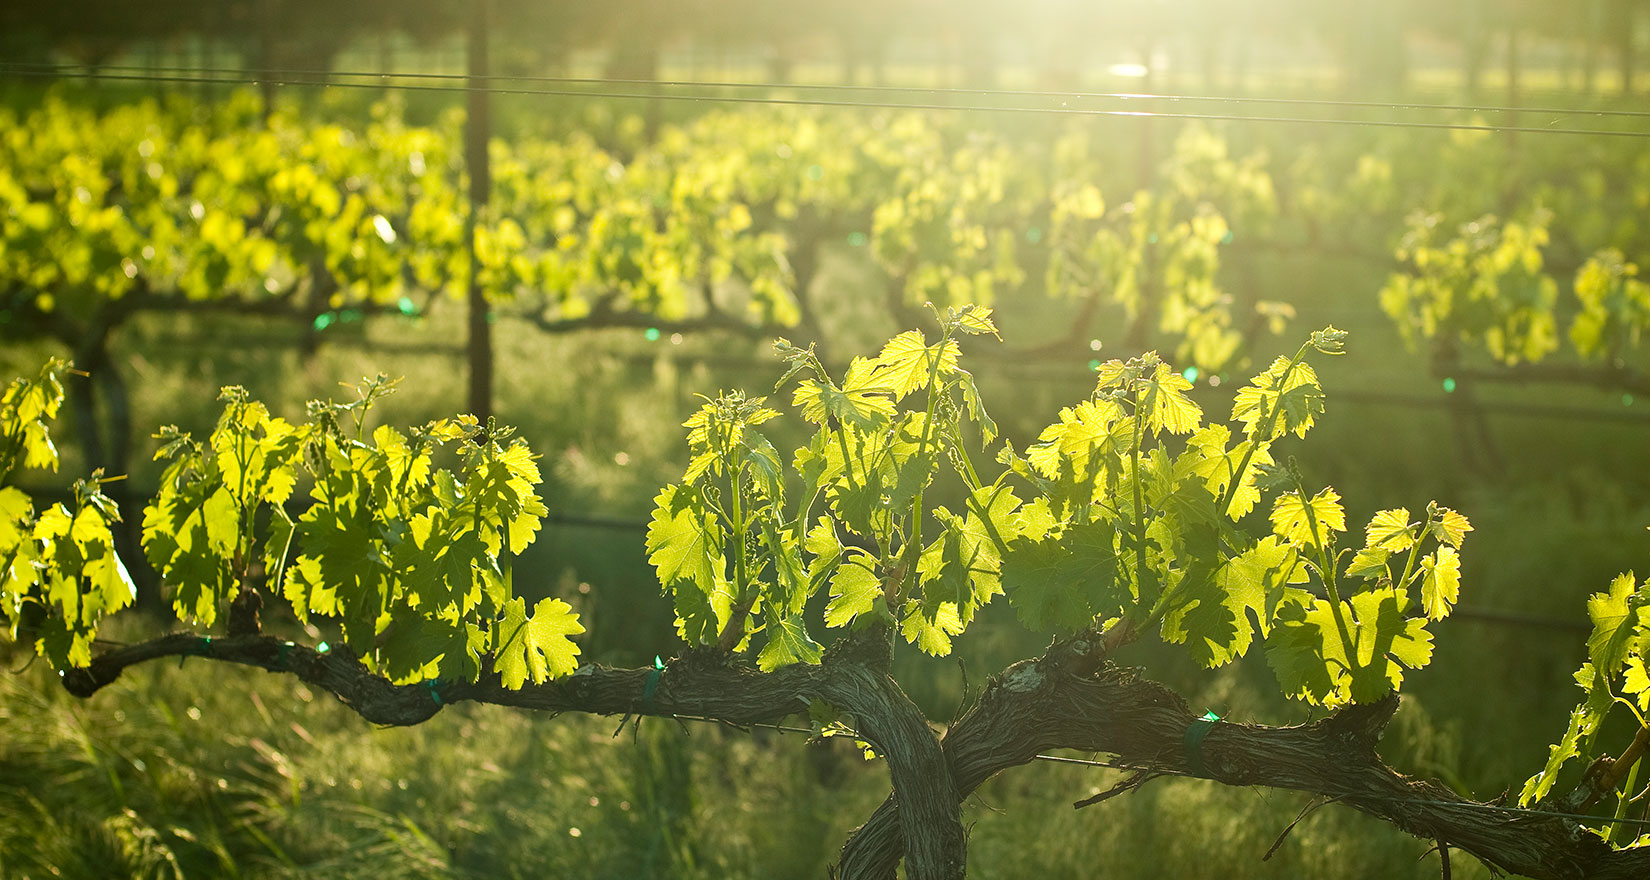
[1183,710,1222,778]
[427,679,443,707]
[179,636,212,668]
[640,656,665,714]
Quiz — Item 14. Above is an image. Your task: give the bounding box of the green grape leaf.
[0,487,31,546]
[1343,588,1435,703]
[1174,425,1274,520]
[1430,507,1473,548]
[1265,591,1340,704]
[646,484,732,645]
[1586,572,1642,675]
[1026,400,1126,483]
[145,485,239,626]
[900,600,964,656]
[1267,587,1433,706]
[1419,546,1461,620]
[1519,706,1599,806]
[492,596,584,688]
[874,330,959,401]
[263,512,296,603]
[671,568,735,646]
[471,441,547,555]
[953,367,998,443]
[1012,496,1057,544]
[804,516,844,593]
[1269,487,1346,548]
[1626,656,1650,712]
[792,357,895,431]
[1365,508,1415,551]
[646,483,724,590]
[20,424,57,472]
[920,489,1016,625]
[82,544,135,616]
[1232,358,1323,440]
[1141,362,1203,435]
[1275,380,1327,438]
[825,550,882,627]
[0,360,67,478]
[379,605,487,684]
[949,304,1000,337]
[1309,326,1349,354]
[1002,519,1120,634]
[1162,536,1303,667]
[917,517,972,610]
[743,432,786,501]
[212,401,307,507]
[1519,660,1616,807]
[756,610,823,671]
[760,519,810,616]
[401,518,494,617]
[33,605,90,669]
[1345,547,1391,581]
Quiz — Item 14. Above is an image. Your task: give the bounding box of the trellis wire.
[9,60,1650,124]
[3,66,1650,139]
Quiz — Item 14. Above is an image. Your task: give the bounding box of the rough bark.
[840,635,1650,880]
[61,631,964,880]
[56,629,1650,880]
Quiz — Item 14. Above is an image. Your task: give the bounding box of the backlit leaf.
[757,610,823,670]
[1586,572,1640,675]
[1002,519,1121,634]
[1365,508,1414,552]
[899,600,964,656]
[1431,507,1473,548]
[825,550,882,627]
[492,596,584,688]
[1419,546,1461,620]
[1142,362,1202,435]
[1269,487,1345,548]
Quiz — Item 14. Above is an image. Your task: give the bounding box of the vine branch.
[838,634,1650,880]
[60,630,963,880]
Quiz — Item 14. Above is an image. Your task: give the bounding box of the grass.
[1,635,1501,880]
[0,638,890,879]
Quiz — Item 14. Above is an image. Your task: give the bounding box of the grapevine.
[7,311,1649,878]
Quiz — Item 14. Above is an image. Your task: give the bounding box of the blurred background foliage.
[3,1,1650,876]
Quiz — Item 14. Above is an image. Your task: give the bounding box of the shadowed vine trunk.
[56,627,1650,880]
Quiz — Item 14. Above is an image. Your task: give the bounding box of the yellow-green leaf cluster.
[1520,570,1650,806]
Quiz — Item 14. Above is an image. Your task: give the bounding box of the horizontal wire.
[668,714,815,735]
[1335,389,1650,425]
[4,67,1650,140]
[8,60,1650,123]
[1449,607,1588,633]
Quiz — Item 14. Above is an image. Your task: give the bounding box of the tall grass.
[1,635,1502,879]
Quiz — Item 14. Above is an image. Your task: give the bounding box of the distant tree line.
[2,0,1647,96]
